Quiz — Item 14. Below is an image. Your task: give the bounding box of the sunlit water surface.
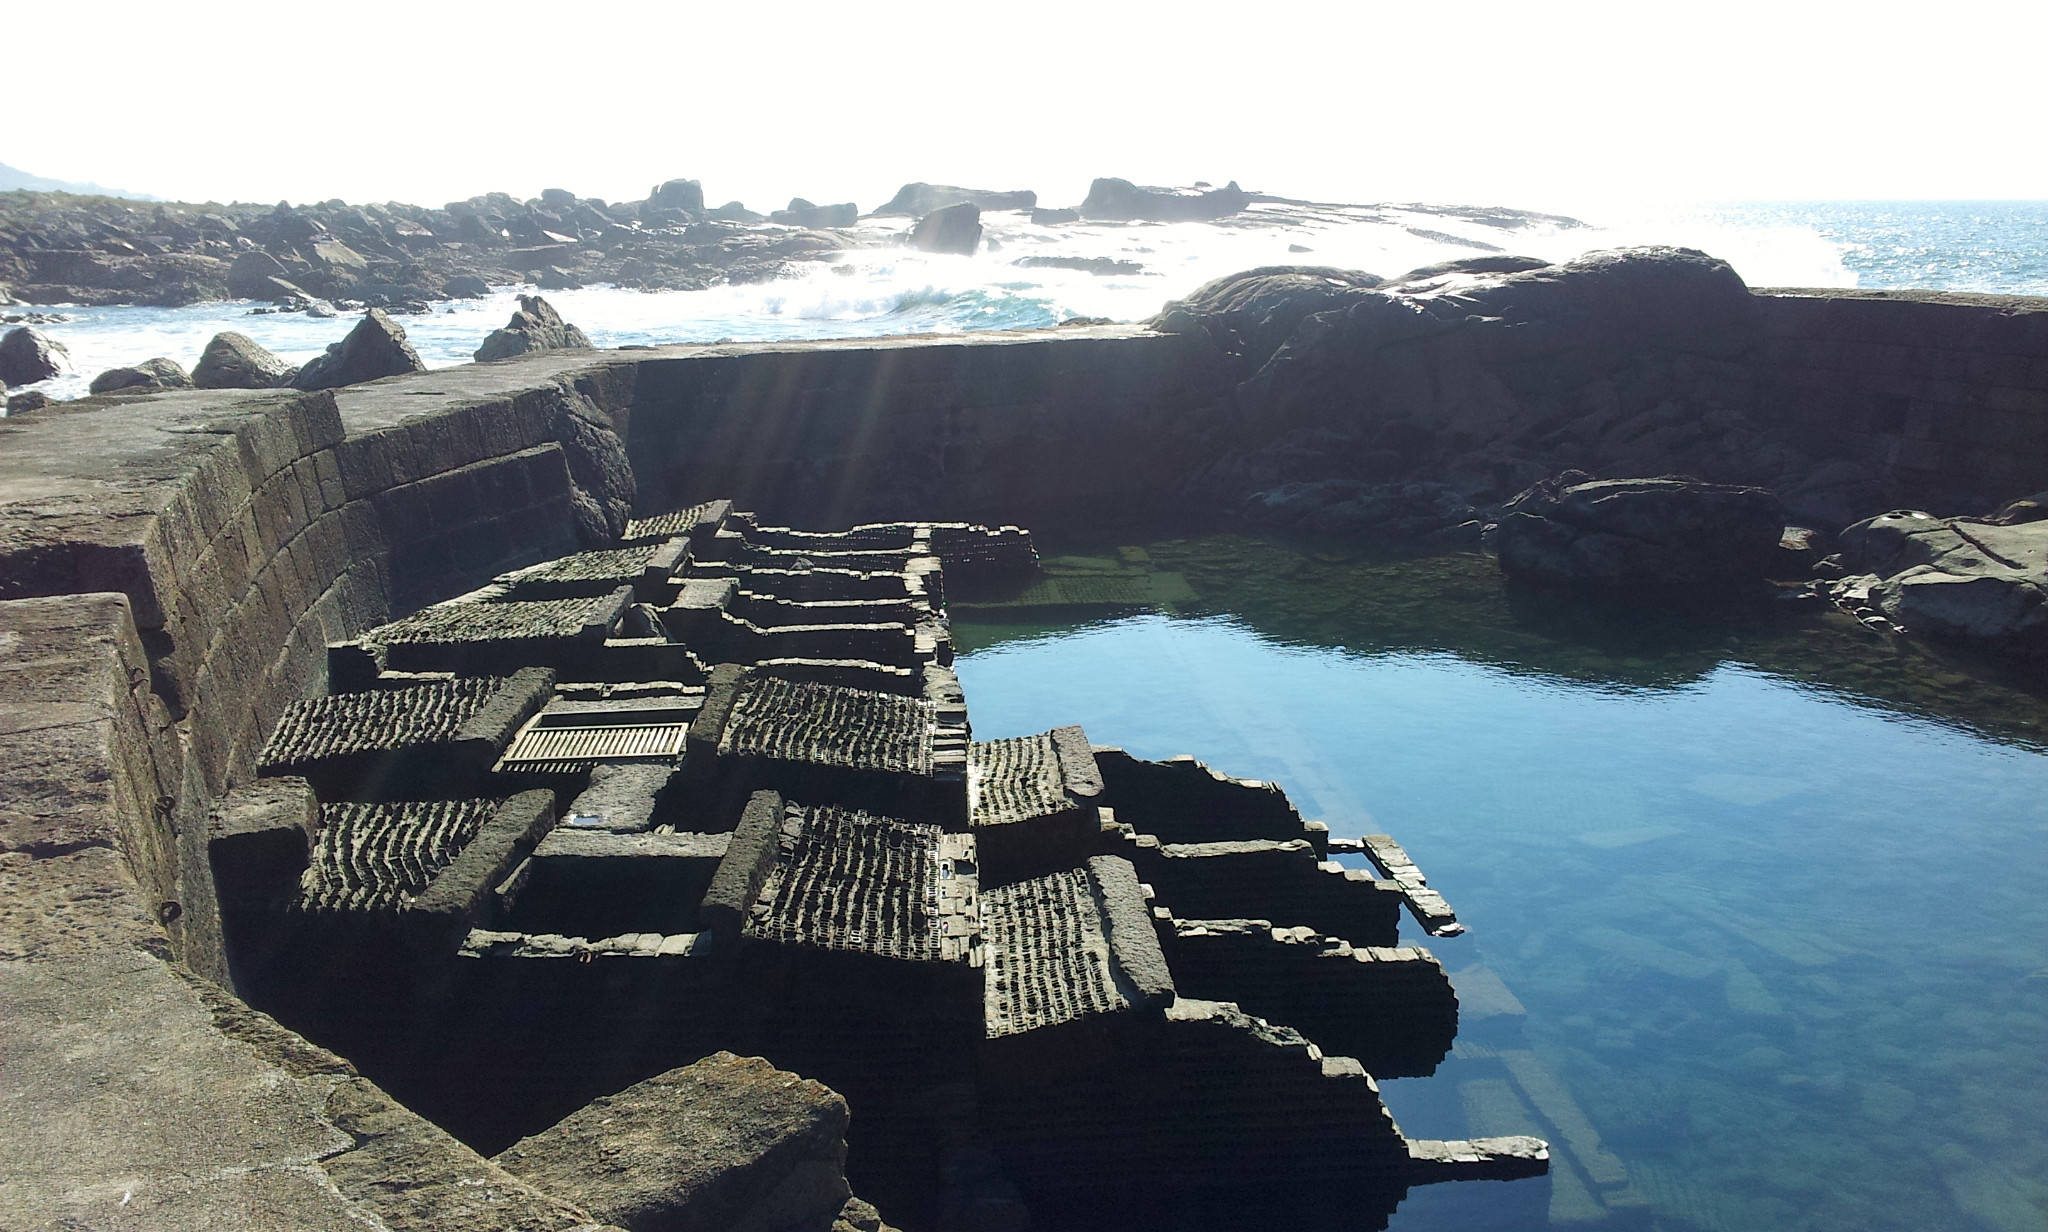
[952,538,2048,1232]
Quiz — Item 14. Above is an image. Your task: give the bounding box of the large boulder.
[443,274,491,298]
[909,202,982,256]
[474,294,593,362]
[1828,509,2048,652]
[492,1052,867,1232]
[1177,247,1775,506]
[1155,266,1383,367]
[192,331,296,389]
[873,183,1037,217]
[88,356,192,395]
[0,326,70,385]
[1078,178,1250,222]
[1495,473,1787,594]
[291,309,426,390]
[227,249,295,299]
[646,178,705,219]
[771,199,857,229]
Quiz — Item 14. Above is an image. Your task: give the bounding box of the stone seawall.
[624,327,1226,529]
[1755,289,2048,514]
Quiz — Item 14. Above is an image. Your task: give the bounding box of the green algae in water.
[952,535,2048,1232]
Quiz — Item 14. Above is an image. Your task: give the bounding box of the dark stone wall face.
[1752,291,2048,515]
[625,331,1233,532]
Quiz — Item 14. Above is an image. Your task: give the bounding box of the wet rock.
[442,274,490,298]
[1495,473,1787,594]
[88,356,193,395]
[533,266,583,291]
[1078,177,1250,222]
[192,331,296,389]
[0,325,69,385]
[772,199,857,229]
[1013,255,1144,276]
[910,202,982,256]
[1030,207,1081,226]
[474,294,593,362]
[706,201,764,223]
[873,183,1037,217]
[6,389,51,414]
[493,1052,859,1232]
[291,309,425,390]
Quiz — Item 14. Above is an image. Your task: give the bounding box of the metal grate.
[499,723,687,766]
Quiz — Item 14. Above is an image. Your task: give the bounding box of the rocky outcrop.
[474,294,594,362]
[0,186,858,308]
[909,202,982,256]
[1029,207,1080,226]
[0,325,69,385]
[493,1052,880,1232]
[1155,266,1384,368]
[646,178,705,220]
[1167,247,1806,517]
[192,331,297,389]
[443,274,491,298]
[6,388,51,414]
[1495,473,1787,594]
[88,356,193,395]
[291,309,426,390]
[1078,178,1249,222]
[772,199,858,229]
[873,183,1036,217]
[1827,509,2048,655]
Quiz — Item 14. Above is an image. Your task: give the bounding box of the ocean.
[7,199,2047,405]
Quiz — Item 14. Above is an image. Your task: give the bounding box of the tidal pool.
[952,538,2048,1232]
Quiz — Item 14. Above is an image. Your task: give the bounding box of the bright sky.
[10,1,2046,212]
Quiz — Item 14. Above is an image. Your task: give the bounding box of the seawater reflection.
[951,537,2048,1232]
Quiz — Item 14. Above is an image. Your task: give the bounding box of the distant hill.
[0,162,159,200]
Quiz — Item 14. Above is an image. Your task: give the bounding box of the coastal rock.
[6,389,51,414]
[474,294,593,362]
[0,325,70,385]
[772,199,857,229]
[873,183,1037,217]
[909,202,982,256]
[1030,207,1081,226]
[1013,255,1144,276]
[227,249,294,299]
[442,274,491,298]
[1078,177,1250,222]
[291,308,426,390]
[88,356,193,395]
[1495,473,1787,594]
[1828,509,2048,653]
[492,1052,857,1232]
[707,201,764,223]
[192,331,296,389]
[646,178,705,219]
[1155,266,1383,370]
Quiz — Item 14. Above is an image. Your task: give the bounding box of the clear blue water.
[952,540,2048,1232]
